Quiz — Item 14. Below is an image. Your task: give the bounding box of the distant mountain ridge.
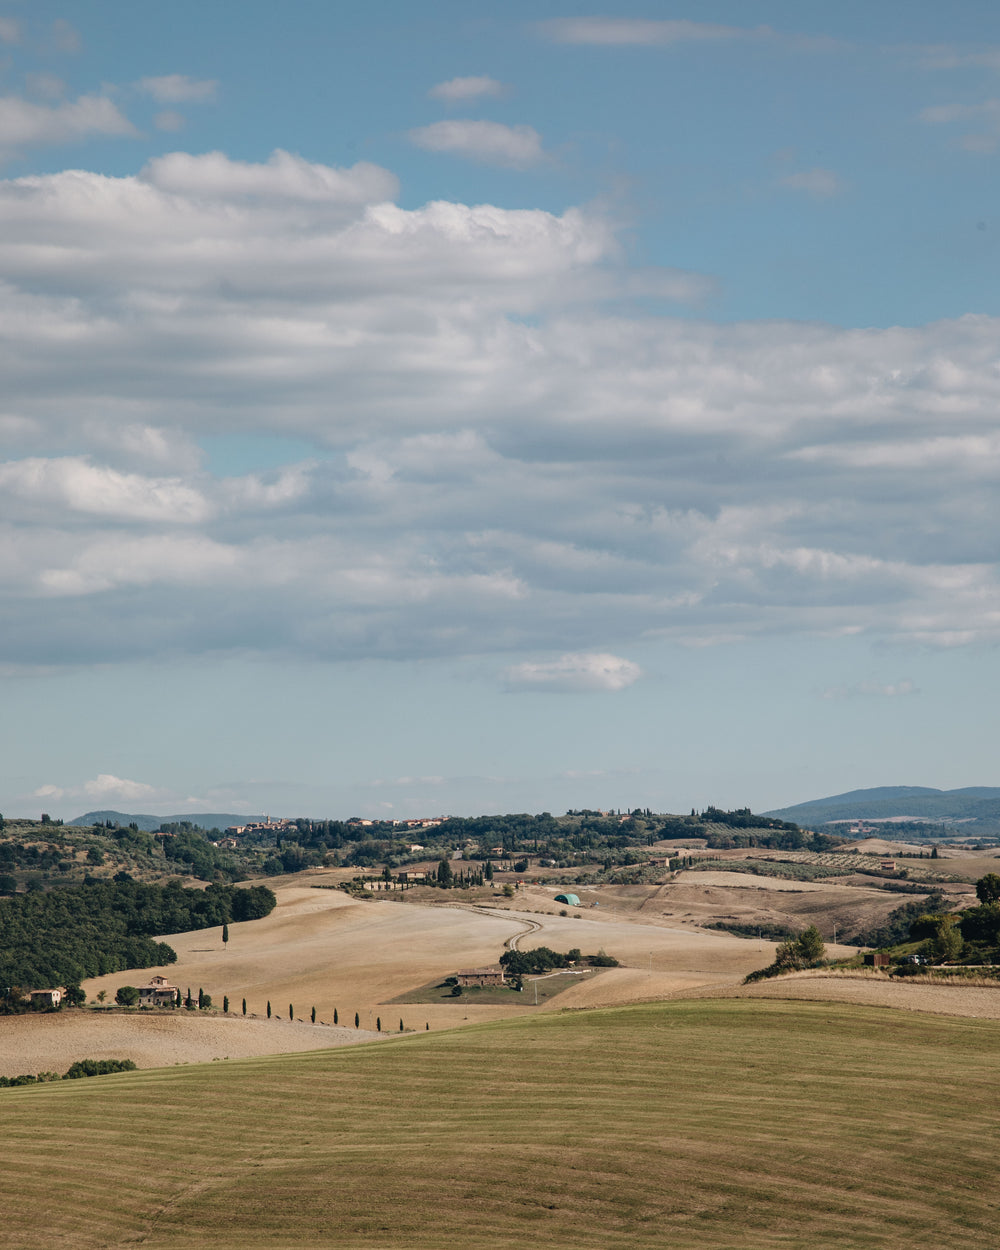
[68,810,263,833]
[765,786,1000,831]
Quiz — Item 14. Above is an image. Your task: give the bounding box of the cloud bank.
[0,149,998,680]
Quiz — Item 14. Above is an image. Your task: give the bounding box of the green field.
[390,970,597,1006]
[2,1000,998,1249]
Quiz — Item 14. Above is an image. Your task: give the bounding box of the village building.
[398,870,427,883]
[456,966,506,988]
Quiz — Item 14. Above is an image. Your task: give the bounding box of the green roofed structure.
[554,893,580,906]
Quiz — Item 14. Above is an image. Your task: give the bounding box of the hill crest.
[68,810,262,832]
[765,786,1000,832]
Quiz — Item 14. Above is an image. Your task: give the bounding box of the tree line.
[0,879,275,1002]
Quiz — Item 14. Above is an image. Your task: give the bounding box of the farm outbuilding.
[554,893,580,906]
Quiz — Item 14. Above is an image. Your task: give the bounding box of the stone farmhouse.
[138,975,180,1007]
[456,966,506,988]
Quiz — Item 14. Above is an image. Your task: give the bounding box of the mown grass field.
[390,969,599,1006]
[2,999,998,1249]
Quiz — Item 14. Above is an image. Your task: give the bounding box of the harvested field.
[0,875,763,1076]
[6,863,996,1079]
[675,869,842,890]
[704,970,1000,1019]
[1,999,998,1249]
[0,1011,379,1077]
[605,873,925,942]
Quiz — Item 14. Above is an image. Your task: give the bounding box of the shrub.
[64,1058,137,1080]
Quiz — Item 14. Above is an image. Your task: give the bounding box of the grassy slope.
[2,999,998,1250]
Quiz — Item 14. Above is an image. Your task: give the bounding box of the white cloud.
[84,773,158,801]
[911,44,1000,71]
[141,147,398,202]
[154,110,185,133]
[537,18,836,52]
[0,93,135,151]
[25,74,65,100]
[50,20,81,54]
[0,18,19,45]
[34,774,161,804]
[779,167,844,197]
[920,98,1000,152]
[35,534,240,596]
[136,74,218,103]
[821,679,918,700]
[921,100,1000,125]
[0,457,212,524]
[409,120,545,168]
[788,432,1000,471]
[505,653,641,692]
[538,18,749,46]
[428,75,505,103]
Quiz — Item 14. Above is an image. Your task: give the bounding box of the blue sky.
[1,2,999,820]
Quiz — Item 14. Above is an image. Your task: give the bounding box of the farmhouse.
[456,966,506,988]
[138,975,180,1007]
[27,987,64,1008]
[398,870,427,882]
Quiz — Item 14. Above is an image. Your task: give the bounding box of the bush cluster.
[0,1058,136,1087]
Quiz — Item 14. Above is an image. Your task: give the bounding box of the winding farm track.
[504,917,542,951]
[434,899,543,951]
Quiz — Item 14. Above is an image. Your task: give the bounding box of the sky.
[2,1,1000,821]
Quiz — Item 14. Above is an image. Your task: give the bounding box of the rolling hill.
[2,999,997,1248]
[67,810,261,832]
[765,786,1000,834]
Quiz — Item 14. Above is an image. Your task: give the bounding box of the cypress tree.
[267,1000,271,1018]
[222,923,229,947]
[311,1006,316,1023]
[399,1018,404,1032]
[334,1007,338,1025]
[198,987,204,1009]
[289,1003,294,1020]
[354,1011,359,1028]
[223,995,229,1014]
[376,1016,381,1032]
[242,997,247,1016]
